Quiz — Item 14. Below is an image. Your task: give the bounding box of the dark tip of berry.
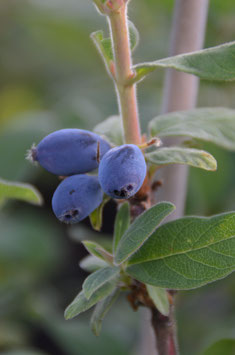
[127,184,133,191]
[69,189,75,195]
[62,209,79,223]
[113,188,128,198]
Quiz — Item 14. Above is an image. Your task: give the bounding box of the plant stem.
[151,304,178,355]
[140,1,209,354]
[108,4,141,145]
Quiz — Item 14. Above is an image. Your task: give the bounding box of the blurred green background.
[1,0,235,354]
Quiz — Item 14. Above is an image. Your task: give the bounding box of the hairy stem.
[140,1,209,354]
[151,305,178,355]
[108,4,141,144]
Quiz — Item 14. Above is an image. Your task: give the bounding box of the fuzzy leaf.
[149,108,235,151]
[127,212,235,290]
[89,195,110,231]
[113,202,130,253]
[115,202,175,265]
[83,267,120,300]
[90,288,120,336]
[146,147,217,171]
[79,255,108,273]
[64,282,116,320]
[132,41,235,83]
[91,30,113,73]
[128,21,139,52]
[82,240,113,264]
[91,23,139,74]
[0,178,43,206]
[202,339,235,355]
[146,285,170,316]
[93,115,124,146]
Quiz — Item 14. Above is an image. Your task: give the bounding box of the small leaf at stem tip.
[148,107,235,151]
[0,178,43,207]
[128,20,139,52]
[130,41,235,84]
[91,22,139,76]
[127,212,235,290]
[83,266,120,300]
[115,202,176,265]
[145,147,217,171]
[82,240,113,264]
[146,285,170,316]
[90,288,120,336]
[113,202,130,254]
[64,281,116,320]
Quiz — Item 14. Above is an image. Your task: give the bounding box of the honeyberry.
[52,174,103,224]
[98,144,147,199]
[30,129,110,176]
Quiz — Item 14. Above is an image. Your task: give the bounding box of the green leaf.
[146,285,170,316]
[145,147,217,171]
[113,202,130,254]
[115,202,175,265]
[132,41,235,83]
[91,23,138,75]
[128,21,139,52]
[91,30,113,73]
[127,212,235,290]
[82,240,113,264]
[79,255,108,273]
[90,288,120,336]
[83,267,120,300]
[202,339,235,355]
[89,195,110,231]
[93,115,124,146]
[0,178,43,206]
[64,282,116,320]
[149,108,235,151]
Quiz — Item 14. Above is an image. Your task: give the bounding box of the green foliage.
[0,178,43,206]
[93,116,124,146]
[149,108,235,151]
[82,241,113,263]
[146,285,170,316]
[202,339,235,355]
[146,147,217,171]
[115,202,175,265]
[83,267,120,300]
[79,255,108,273]
[64,282,117,320]
[89,195,110,231]
[113,202,130,254]
[127,212,235,289]
[90,288,120,336]
[91,21,139,75]
[132,41,235,84]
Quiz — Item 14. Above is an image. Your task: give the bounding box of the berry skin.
[98,144,147,199]
[31,129,110,176]
[52,174,103,224]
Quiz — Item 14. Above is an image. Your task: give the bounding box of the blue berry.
[98,144,147,199]
[52,174,103,224]
[31,129,110,176]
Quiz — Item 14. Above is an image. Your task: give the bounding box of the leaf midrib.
[116,206,174,263]
[128,234,235,266]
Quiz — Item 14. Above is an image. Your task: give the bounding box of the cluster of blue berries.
[30,129,147,224]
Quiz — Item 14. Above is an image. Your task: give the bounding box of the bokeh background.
[1,0,235,354]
